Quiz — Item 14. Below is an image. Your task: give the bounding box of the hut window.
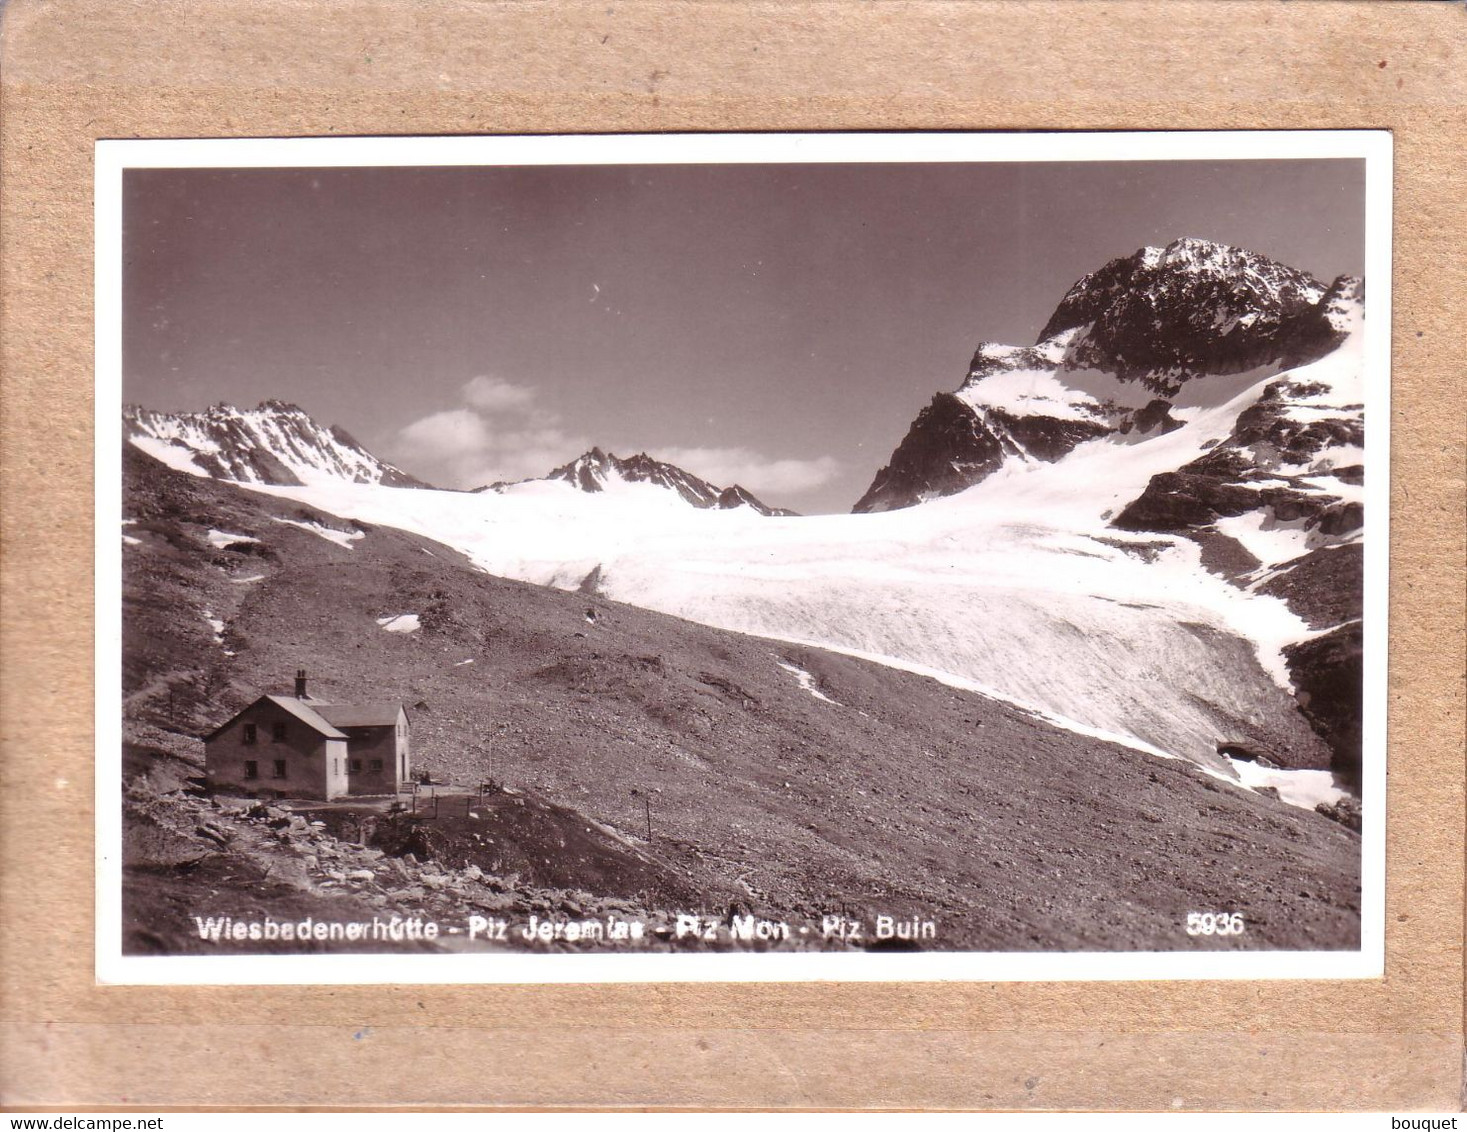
[242,723,257,745]
[370,758,383,772]
[272,759,287,779]
[244,760,258,780]
[271,722,287,742]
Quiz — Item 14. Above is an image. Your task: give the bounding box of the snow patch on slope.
[1220,757,1346,810]
[955,365,1105,424]
[777,660,841,706]
[202,610,234,656]
[131,436,210,477]
[207,529,260,549]
[271,517,365,549]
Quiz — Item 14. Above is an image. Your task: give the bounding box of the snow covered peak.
[1134,237,1238,272]
[124,402,430,489]
[964,337,1070,382]
[482,448,796,516]
[1125,237,1308,281]
[952,332,1107,428]
[716,484,797,516]
[1156,236,1252,269]
[856,240,1363,514]
[549,448,716,502]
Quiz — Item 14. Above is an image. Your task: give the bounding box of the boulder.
[1315,796,1363,833]
[124,811,213,868]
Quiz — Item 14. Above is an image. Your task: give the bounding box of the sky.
[123,158,1365,513]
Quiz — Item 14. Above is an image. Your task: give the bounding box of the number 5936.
[1186,911,1245,936]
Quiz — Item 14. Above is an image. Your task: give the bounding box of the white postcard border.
[95,130,1392,985]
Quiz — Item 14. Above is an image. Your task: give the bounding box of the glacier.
[224,331,1365,798]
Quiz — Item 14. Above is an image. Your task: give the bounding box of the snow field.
[232,334,1364,801]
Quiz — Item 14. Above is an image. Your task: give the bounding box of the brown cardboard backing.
[1,0,1462,1112]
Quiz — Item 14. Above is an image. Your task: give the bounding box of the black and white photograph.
[97,132,1390,982]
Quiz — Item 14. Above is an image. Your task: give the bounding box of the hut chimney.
[295,669,308,699]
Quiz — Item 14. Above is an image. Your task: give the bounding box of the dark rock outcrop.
[1284,623,1364,788]
[1040,238,1343,395]
[1110,358,1366,785]
[1315,795,1363,833]
[855,393,1109,513]
[1114,370,1364,548]
[1256,545,1364,631]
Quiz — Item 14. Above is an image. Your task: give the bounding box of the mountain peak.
[487,448,796,515]
[1139,236,1240,269]
[124,402,432,489]
[255,398,310,416]
[1037,238,1337,391]
[855,239,1363,514]
[717,484,798,517]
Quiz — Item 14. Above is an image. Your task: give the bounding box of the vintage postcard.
[95,131,1391,983]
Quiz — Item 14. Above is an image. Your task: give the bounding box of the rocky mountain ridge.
[125,401,430,489]
[855,238,1362,515]
[1038,236,1344,390]
[480,447,797,516]
[127,401,798,517]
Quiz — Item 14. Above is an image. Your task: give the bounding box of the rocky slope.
[481,447,796,516]
[119,444,1361,952]
[125,400,431,488]
[1113,340,1366,783]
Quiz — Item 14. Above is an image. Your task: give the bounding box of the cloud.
[395,417,589,488]
[462,375,536,413]
[397,409,491,458]
[653,446,842,495]
[390,379,842,501]
[392,383,590,488]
